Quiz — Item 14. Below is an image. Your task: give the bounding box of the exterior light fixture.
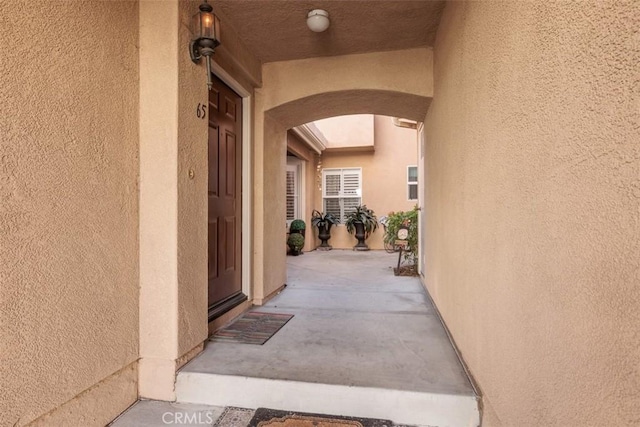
[190,0,221,90]
[307,9,330,32]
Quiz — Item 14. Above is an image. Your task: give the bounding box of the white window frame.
[322,168,362,223]
[286,157,305,227]
[407,165,418,201]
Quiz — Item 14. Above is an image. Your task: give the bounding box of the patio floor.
[174,250,479,426]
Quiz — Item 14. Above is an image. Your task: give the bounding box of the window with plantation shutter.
[322,168,362,223]
[286,170,295,220]
[286,164,299,225]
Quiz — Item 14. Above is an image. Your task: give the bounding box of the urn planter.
[311,210,339,251]
[352,221,369,251]
[317,223,333,249]
[344,205,378,251]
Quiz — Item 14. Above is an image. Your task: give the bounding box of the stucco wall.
[177,0,211,361]
[304,157,319,252]
[0,1,139,425]
[264,48,434,127]
[424,2,639,426]
[139,0,260,399]
[316,116,418,250]
[261,49,433,115]
[256,114,288,302]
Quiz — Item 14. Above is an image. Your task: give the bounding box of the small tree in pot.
[289,219,306,238]
[345,205,378,251]
[287,232,305,256]
[311,210,340,250]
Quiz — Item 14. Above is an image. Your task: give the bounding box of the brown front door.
[208,75,244,319]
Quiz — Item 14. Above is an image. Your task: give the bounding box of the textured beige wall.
[177,0,210,361]
[30,363,137,427]
[254,114,288,303]
[0,1,139,425]
[424,2,640,426]
[264,49,434,127]
[138,0,180,400]
[304,157,319,252]
[139,0,259,399]
[316,116,418,250]
[261,48,433,115]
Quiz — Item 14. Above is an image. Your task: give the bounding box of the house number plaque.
[196,103,207,119]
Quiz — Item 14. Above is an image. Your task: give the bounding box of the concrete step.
[175,371,480,427]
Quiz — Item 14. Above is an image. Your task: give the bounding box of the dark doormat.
[248,408,393,427]
[211,311,294,345]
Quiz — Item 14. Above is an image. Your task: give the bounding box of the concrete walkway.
[175,250,479,426]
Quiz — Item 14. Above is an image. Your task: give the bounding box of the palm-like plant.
[344,205,378,238]
[311,210,340,229]
[311,210,339,249]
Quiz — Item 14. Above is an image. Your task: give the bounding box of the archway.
[249,48,433,303]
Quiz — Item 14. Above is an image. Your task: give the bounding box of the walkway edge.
[176,372,480,427]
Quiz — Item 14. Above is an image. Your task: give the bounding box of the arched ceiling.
[211,0,446,63]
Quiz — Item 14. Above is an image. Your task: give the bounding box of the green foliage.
[287,232,305,251]
[384,206,419,264]
[344,205,378,238]
[290,219,306,232]
[311,210,340,228]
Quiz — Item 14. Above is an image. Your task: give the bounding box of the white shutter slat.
[286,170,296,220]
[341,198,361,222]
[286,171,295,192]
[323,171,341,197]
[343,197,360,214]
[324,198,341,219]
[342,169,360,196]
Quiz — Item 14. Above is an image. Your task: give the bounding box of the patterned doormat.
[248,408,393,427]
[213,407,255,426]
[211,312,294,345]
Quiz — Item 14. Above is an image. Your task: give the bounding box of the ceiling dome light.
[307,9,330,32]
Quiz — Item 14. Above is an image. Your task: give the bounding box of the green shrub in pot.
[287,232,305,255]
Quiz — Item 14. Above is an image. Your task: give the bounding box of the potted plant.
[344,205,378,251]
[287,232,305,256]
[384,207,419,276]
[289,219,306,238]
[311,210,340,250]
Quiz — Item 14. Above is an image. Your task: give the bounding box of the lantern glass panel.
[205,13,220,42]
[191,11,202,37]
[192,10,220,42]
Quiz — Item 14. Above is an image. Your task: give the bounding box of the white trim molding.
[392,117,418,129]
[291,123,327,154]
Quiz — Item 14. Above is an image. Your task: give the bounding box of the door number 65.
[196,103,207,119]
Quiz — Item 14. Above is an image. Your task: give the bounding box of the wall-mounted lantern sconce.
[189,0,221,90]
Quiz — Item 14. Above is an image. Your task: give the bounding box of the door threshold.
[208,292,248,322]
